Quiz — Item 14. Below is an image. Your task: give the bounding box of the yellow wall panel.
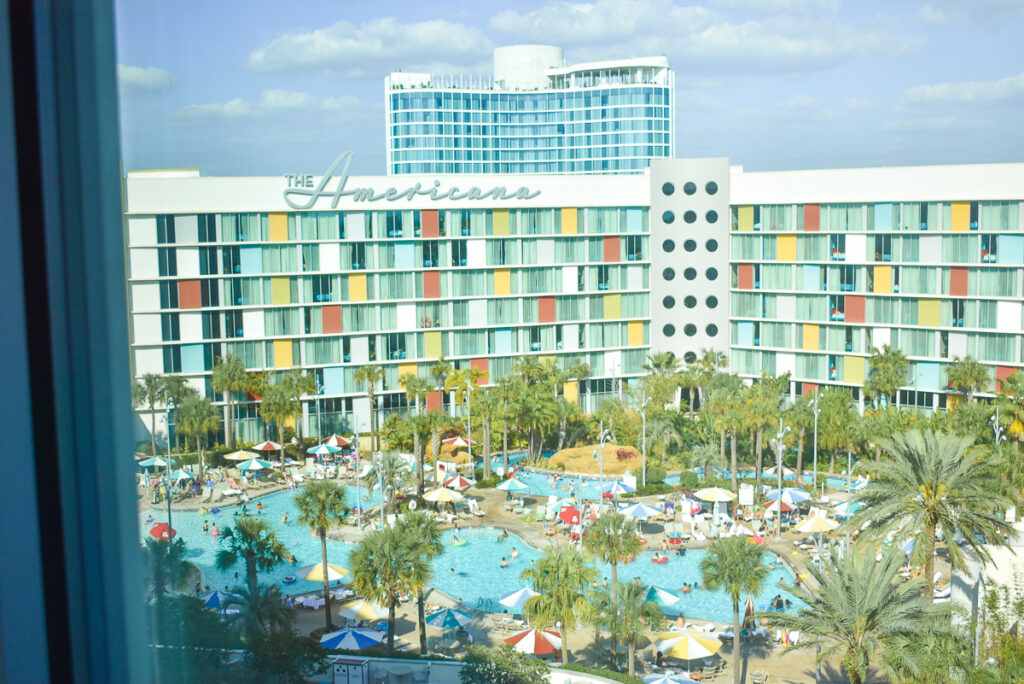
[844,356,865,385]
[398,363,418,379]
[271,276,290,305]
[628,321,643,346]
[561,208,578,234]
[564,380,578,404]
[950,202,970,231]
[494,268,511,296]
[777,235,796,261]
[349,273,367,301]
[269,213,288,242]
[802,324,819,351]
[919,299,940,326]
[273,340,293,368]
[873,265,891,293]
[539,355,555,365]
[424,331,442,359]
[738,206,754,232]
[604,293,621,320]
[493,210,509,236]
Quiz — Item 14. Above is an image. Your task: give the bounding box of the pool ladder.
[475,597,495,611]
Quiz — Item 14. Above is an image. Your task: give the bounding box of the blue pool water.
[142,491,802,623]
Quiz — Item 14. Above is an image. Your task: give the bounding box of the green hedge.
[556,663,645,684]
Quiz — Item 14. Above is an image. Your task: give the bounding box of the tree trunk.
[829,451,836,474]
[482,417,492,480]
[557,415,567,452]
[755,426,764,495]
[150,409,158,459]
[719,429,726,463]
[502,400,509,476]
[226,395,234,449]
[796,429,805,485]
[627,637,636,678]
[561,631,569,665]
[417,590,427,653]
[689,388,696,420]
[610,561,619,669]
[369,392,379,453]
[387,603,396,651]
[321,531,333,630]
[245,553,258,595]
[874,444,881,462]
[197,436,206,484]
[925,521,937,600]
[414,430,422,492]
[730,429,738,494]
[732,599,742,684]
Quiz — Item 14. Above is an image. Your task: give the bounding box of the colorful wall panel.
[538,297,556,323]
[493,209,509,236]
[269,213,288,241]
[738,264,754,290]
[845,296,866,324]
[561,208,577,234]
[873,266,891,293]
[421,210,439,238]
[424,331,442,359]
[844,356,865,385]
[271,277,290,305]
[322,305,342,334]
[603,236,620,263]
[178,280,202,309]
[737,206,754,231]
[777,235,796,261]
[628,321,644,346]
[494,268,511,296]
[470,358,489,382]
[950,202,970,231]
[918,299,940,327]
[349,273,367,301]
[804,204,820,232]
[273,340,293,368]
[604,293,621,319]
[423,270,440,299]
[802,324,819,351]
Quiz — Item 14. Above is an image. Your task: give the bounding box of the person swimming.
[682,583,691,593]
[500,557,510,568]
[510,547,518,558]
[211,523,219,538]
[498,529,509,541]
[450,534,461,545]
[281,513,289,525]
[202,520,209,534]
[145,514,153,524]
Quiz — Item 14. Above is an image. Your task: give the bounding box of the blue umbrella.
[199,590,239,609]
[620,502,662,519]
[601,480,636,496]
[236,457,273,473]
[425,608,474,630]
[764,488,811,505]
[644,674,697,683]
[320,627,385,650]
[499,587,540,614]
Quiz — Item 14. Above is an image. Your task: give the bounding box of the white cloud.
[883,116,969,131]
[246,18,493,77]
[489,0,920,75]
[676,89,725,110]
[117,64,176,93]
[176,91,374,119]
[711,0,840,13]
[779,94,818,109]
[844,97,873,110]
[902,71,1024,104]
[917,5,948,24]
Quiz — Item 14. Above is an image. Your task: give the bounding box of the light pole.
[770,418,790,540]
[316,384,324,442]
[163,393,175,554]
[811,388,820,496]
[464,377,473,475]
[992,407,1005,446]
[354,422,362,530]
[641,396,651,487]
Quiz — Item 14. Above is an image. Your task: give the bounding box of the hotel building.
[385,45,673,175]
[124,159,1024,441]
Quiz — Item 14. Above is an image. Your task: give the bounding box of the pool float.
[637,537,647,544]
[198,507,208,517]
[452,538,468,547]
[652,556,668,564]
[668,537,682,545]
[282,576,297,584]
[210,507,220,515]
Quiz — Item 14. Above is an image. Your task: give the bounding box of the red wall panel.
[321,305,342,334]
[804,204,820,232]
[421,210,439,238]
[178,280,201,309]
[845,295,866,323]
[423,270,440,299]
[603,236,620,263]
[426,392,440,412]
[737,264,754,290]
[801,383,818,397]
[538,296,556,323]
[997,366,1018,393]
[470,358,489,383]
[950,267,968,296]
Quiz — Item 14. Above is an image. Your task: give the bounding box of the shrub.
[556,663,644,684]
[460,644,550,684]
[676,471,701,490]
[646,465,667,484]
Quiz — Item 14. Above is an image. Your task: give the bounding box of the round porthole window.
[706,267,719,280]
[663,210,675,224]
[706,295,719,308]
[663,324,676,337]
[684,324,697,336]
[663,268,675,281]
[706,181,719,195]
[684,351,697,363]
[663,295,675,309]
[684,210,697,224]
[684,295,697,308]
[706,210,719,223]
[684,267,697,280]
[662,182,675,196]
[706,239,719,252]
[684,239,697,252]
[684,182,697,195]
[706,324,719,337]
[663,239,675,252]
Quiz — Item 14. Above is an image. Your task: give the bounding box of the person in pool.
[145,514,153,524]
[779,577,787,586]
[498,529,509,541]
[211,523,219,538]
[510,547,518,558]
[450,534,461,545]
[500,557,509,568]
[202,520,209,534]
[681,583,691,593]
[281,513,289,525]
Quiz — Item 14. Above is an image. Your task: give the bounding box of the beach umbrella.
[902,538,916,554]
[148,522,176,540]
[320,627,385,650]
[601,480,636,496]
[644,585,681,607]
[620,502,662,519]
[423,487,464,503]
[252,440,282,452]
[765,488,811,506]
[444,475,474,491]
[750,534,766,545]
[763,499,794,514]
[763,464,795,477]
[170,469,194,482]
[558,505,581,525]
[422,587,460,609]
[337,599,387,621]
[322,434,352,448]
[743,597,756,626]
[199,590,239,610]
[425,608,474,630]
[504,628,561,655]
[236,458,272,473]
[499,587,540,613]
[307,443,341,457]
[223,450,258,461]
[138,456,174,468]
[496,477,528,492]
[795,514,839,534]
[694,487,737,503]
[442,436,476,448]
[654,631,722,660]
[834,500,862,518]
[299,563,349,583]
[644,674,697,684]
[726,522,755,537]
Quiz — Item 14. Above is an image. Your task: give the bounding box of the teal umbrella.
[307,444,340,456]
[237,458,273,473]
[138,456,174,468]
[171,469,194,482]
[425,608,473,630]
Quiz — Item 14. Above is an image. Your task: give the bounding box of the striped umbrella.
[307,443,341,457]
[444,475,475,491]
[644,674,697,684]
[337,599,388,621]
[252,440,282,452]
[499,587,540,614]
[694,487,737,503]
[236,457,273,472]
[601,480,636,496]
[322,434,352,448]
[763,499,794,513]
[425,608,474,630]
[138,456,174,468]
[620,502,662,519]
[299,563,349,583]
[504,628,561,655]
[423,487,463,503]
[795,514,839,534]
[765,488,811,505]
[171,469,194,482]
[654,631,723,660]
[495,478,528,492]
[644,585,681,607]
[199,590,238,609]
[223,450,258,461]
[320,627,385,650]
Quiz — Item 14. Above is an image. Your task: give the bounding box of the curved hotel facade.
[385,45,673,175]
[126,158,1024,441]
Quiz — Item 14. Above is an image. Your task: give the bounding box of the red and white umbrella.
[444,475,474,491]
[558,505,580,525]
[504,628,561,655]
[149,522,176,540]
[322,434,351,448]
[763,499,794,513]
[252,440,282,452]
[442,436,476,448]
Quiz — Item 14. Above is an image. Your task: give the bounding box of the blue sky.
[115,0,1024,176]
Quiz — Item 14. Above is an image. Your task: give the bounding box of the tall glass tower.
[385,45,674,176]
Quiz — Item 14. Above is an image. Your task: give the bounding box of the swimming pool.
[141,493,802,623]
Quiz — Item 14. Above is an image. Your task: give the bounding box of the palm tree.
[583,511,643,657]
[394,513,442,654]
[588,581,661,677]
[349,525,429,651]
[512,380,559,461]
[745,373,788,494]
[474,387,501,479]
[770,549,939,684]
[818,387,856,474]
[143,537,195,601]
[496,374,517,475]
[694,442,725,480]
[445,366,483,471]
[161,374,198,454]
[786,396,814,484]
[280,369,316,442]
[374,450,411,524]
[409,413,434,496]
[259,383,300,448]
[995,371,1024,443]
[676,366,700,420]
[643,350,682,378]
[881,612,971,684]
[400,372,432,485]
[645,414,682,467]
[133,373,166,460]
[642,351,682,408]
[215,515,288,595]
[211,354,248,448]
[701,536,769,684]
[520,546,598,665]
[224,583,293,639]
[293,480,347,631]
[429,356,452,417]
[176,394,219,480]
[697,347,729,407]
[946,356,990,404]
[849,429,1013,598]
[865,345,909,409]
[354,365,385,453]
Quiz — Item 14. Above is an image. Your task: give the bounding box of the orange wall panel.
[950,267,968,296]
[603,236,620,263]
[421,210,439,238]
[538,296,556,323]
[845,295,865,323]
[423,271,440,299]
[322,305,342,334]
[178,280,202,309]
[737,264,754,290]
[804,204,820,232]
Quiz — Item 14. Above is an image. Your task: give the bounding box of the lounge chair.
[751,673,769,683]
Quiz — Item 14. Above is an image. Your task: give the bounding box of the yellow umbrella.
[423,487,464,503]
[694,487,737,502]
[337,599,388,621]
[654,631,723,660]
[299,562,349,583]
[795,514,839,534]
[224,450,259,461]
